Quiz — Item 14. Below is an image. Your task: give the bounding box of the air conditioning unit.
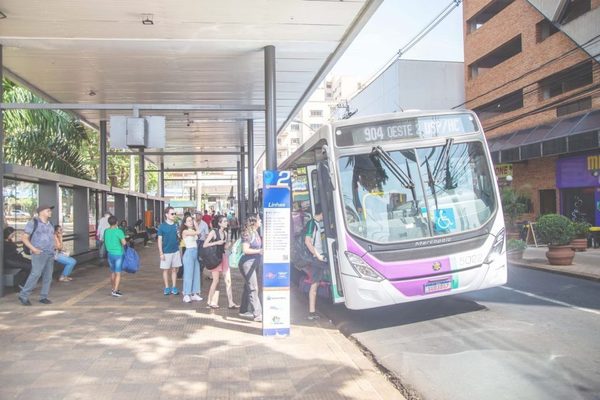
[109,116,166,149]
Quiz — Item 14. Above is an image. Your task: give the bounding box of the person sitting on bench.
[4,227,31,286]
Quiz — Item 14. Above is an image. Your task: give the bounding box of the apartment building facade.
[464,0,600,226]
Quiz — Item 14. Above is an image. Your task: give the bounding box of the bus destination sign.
[334,113,478,147]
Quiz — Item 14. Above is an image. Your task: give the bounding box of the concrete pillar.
[127,195,137,227]
[39,182,60,226]
[73,187,90,254]
[114,194,126,221]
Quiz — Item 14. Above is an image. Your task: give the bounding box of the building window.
[309,123,322,131]
[310,110,323,117]
[291,138,301,145]
[556,96,592,117]
[277,138,283,145]
[467,0,514,33]
[536,19,559,42]
[559,0,591,24]
[539,61,593,100]
[473,89,524,120]
[291,123,300,131]
[468,35,522,79]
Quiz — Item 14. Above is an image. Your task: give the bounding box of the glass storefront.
[557,153,600,226]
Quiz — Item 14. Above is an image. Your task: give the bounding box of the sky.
[330,0,465,83]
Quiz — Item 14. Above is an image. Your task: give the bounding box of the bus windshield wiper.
[432,138,454,184]
[371,146,415,190]
[425,158,439,210]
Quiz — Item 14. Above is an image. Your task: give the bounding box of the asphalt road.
[319,265,600,400]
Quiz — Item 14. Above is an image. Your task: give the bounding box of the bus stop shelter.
[0,0,383,294]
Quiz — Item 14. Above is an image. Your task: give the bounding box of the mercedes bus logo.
[432,261,442,271]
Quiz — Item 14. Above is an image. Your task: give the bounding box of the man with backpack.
[304,206,328,320]
[18,205,56,306]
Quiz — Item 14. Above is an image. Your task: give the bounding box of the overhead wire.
[352,0,463,100]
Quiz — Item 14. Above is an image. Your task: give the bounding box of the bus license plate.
[424,279,452,294]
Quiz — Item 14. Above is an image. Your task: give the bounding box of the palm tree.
[2,79,92,179]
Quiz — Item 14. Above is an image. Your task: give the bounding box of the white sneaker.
[182,295,192,303]
[191,294,203,301]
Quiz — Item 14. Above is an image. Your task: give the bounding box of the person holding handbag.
[203,215,238,309]
[54,225,77,282]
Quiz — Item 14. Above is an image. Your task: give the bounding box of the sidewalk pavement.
[0,244,405,400]
[511,246,600,281]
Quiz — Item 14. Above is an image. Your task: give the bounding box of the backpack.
[228,238,243,269]
[292,218,317,265]
[123,246,140,273]
[23,218,53,255]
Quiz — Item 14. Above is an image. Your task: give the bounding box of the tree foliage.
[3,79,92,179]
[2,79,159,193]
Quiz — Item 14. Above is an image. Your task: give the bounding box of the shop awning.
[487,109,600,163]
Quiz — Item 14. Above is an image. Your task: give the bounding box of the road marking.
[501,286,600,316]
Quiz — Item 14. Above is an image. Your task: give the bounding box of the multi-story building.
[277,83,333,164]
[464,0,600,226]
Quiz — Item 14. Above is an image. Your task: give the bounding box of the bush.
[572,221,591,238]
[536,214,575,246]
[507,238,526,252]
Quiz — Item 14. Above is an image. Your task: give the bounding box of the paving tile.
[0,246,404,400]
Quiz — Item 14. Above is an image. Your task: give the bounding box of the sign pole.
[262,170,291,337]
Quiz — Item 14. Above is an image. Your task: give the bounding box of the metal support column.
[240,147,247,223]
[237,161,244,224]
[159,162,165,197]
[99,120,108,214]
[139,150,145,193]
[247,120,255,214]
[264,45,277,170]
[0,44,4,296]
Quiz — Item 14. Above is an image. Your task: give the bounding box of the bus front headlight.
[345,252,384,282]
[484,228,505,264]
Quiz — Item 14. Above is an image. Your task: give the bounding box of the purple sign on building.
[556,154,600,189]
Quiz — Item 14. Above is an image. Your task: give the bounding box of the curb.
[511,261,600,282]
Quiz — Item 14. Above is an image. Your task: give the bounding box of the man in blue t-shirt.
[157,206,182,296]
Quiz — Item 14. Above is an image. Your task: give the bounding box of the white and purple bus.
[281,110,507,310]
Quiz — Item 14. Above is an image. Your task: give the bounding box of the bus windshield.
[338,141,496,243]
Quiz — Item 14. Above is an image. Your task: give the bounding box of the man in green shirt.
[104,216,126,297]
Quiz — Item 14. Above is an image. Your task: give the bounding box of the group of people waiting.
[157,207,263,322]
[9,202,324,321]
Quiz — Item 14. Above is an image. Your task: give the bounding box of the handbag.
[200,230,222,270]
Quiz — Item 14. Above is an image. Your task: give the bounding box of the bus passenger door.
[314,161,345,304]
